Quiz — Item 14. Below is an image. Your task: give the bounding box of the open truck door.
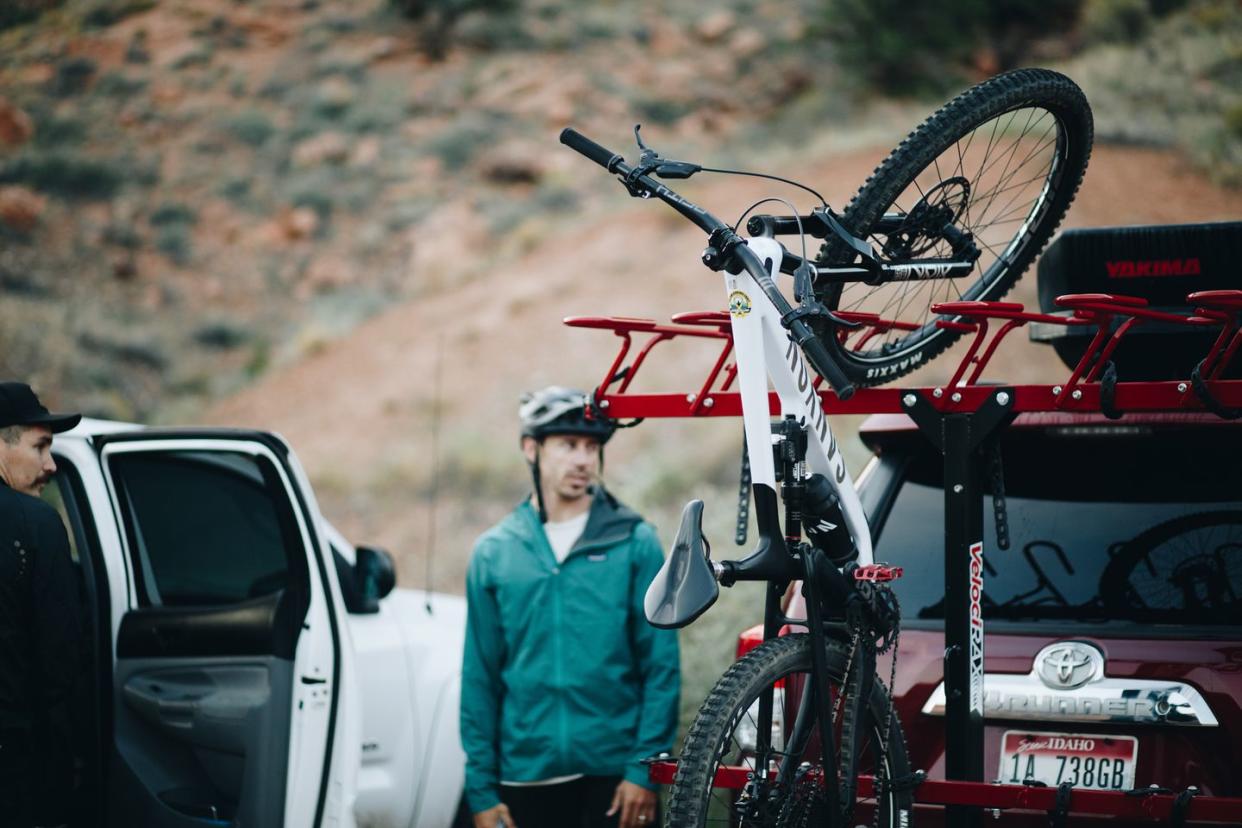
[97,431,351,827]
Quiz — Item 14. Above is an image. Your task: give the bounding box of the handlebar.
[560,126,855,400]
[559,128,624,173]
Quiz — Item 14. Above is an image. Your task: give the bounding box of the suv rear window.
[877,425,1242,628]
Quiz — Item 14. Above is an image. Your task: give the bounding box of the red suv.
[738,410,1241,824]
[735,224,1242,824]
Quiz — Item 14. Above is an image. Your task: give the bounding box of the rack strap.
[1048,781,1074,828]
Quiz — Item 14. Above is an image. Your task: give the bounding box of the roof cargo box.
[1030,221,1242,380]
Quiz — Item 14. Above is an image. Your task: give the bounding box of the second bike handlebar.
[559,127,855,400]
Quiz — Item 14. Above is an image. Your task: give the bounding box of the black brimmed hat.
[0,382,81,433]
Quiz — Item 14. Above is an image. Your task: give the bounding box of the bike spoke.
[832,102,1063,357]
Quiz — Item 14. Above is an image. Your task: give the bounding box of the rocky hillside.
[0,0,837,420]
[0,0,1239,598]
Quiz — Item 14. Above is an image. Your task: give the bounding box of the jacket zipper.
[554,558,567,772]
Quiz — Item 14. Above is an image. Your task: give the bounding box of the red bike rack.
[568,291,1242,420]
[568,289,1242,825]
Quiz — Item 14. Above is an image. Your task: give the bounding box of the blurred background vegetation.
[1,0,1239,740]
[1,0,1237,420]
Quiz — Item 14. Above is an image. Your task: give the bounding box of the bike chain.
[831,627,861,727]
[775,764,827,828]
[872,587,901,828]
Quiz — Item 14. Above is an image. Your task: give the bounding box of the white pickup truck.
[45,417,468,827]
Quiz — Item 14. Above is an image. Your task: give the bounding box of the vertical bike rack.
[567,289,1242,825]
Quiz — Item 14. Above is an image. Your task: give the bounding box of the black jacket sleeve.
[28,502,83,713]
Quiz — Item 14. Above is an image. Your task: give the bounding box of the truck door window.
[109,451,298,607]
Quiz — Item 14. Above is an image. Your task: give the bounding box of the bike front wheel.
[666,633,913,828]
[816,67,1094,385]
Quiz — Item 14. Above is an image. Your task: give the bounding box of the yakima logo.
[1105,258,1201,279]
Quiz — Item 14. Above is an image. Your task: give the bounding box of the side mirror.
[355,545,397,611]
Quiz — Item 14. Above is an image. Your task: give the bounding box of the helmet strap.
[529,452,548,523]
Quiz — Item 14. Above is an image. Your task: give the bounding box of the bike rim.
[828,104,1070,364]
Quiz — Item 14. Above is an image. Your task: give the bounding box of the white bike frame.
[725,236,874,565]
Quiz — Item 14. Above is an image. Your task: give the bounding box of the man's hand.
[606,779,657,828]
[473,803,516,828]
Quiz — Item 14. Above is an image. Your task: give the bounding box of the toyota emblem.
[1034,641,1105,690]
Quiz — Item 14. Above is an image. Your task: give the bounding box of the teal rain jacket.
[460,489,680,813]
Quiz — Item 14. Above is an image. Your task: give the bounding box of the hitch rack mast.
[567,289,1242,826]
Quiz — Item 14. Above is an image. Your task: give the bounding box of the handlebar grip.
[797,328,856,400]
[560,128,622,171]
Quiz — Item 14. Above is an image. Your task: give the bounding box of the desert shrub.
[102,222,142,250]
[170,46,213,70]
[154,223,193,265]
[76,331,167,371]
[35,114,88,146]
[49,57,98,96]
[217,175,252,204]
[1062,0,1242,184]
[633,96,691,126]
[295,191,335,220]
[0,0,63,30]
[95,71,148,97]
[150,202,197,227]
[824,0,1083,93]
[388,0,519,58]
[1226,104,1242,139]
[0,152,124,199]
[82,0,155,29]
[1082,0,1153,43]
[193,321,250,349]
[225,110,276,146]
[425,114,508,169]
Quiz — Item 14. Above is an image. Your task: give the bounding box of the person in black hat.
[0,382,83,827]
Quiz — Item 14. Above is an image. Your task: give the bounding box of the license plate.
[999,731,1138,791]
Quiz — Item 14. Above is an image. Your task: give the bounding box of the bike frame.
[724,235,884,828]
[725,235,874,567]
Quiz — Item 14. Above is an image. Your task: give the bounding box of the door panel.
[99,436,338,828]
[112,657,293,826]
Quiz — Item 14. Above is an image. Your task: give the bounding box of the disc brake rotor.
[881,176,971,260]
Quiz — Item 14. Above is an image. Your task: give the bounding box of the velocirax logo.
[1034,641,1105,690]
[969,541,984,713]
[1105,258,1201,279]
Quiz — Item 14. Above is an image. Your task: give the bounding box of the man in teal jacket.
[461,387,680,828]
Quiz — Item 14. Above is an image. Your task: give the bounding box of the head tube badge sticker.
[728,290,752,317]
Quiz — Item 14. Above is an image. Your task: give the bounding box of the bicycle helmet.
[519,386,616,444]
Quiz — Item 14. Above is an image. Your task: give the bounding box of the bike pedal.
[853,564,903,582]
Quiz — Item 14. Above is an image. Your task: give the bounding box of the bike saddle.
[645,500,719,629]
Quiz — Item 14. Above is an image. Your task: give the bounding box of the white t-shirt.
[500,509,591,787]
[543,510,589,565]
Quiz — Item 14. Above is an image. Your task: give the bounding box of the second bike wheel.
[1099,510,1242,623]
[666,634,912,827]
[817,67,1094,385]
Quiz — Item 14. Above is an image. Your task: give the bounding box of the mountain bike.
[561,67,1093,828]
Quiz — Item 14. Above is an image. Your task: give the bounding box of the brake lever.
[632,123,703,180]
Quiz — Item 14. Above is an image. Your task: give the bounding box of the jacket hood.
[504,486,642,549]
